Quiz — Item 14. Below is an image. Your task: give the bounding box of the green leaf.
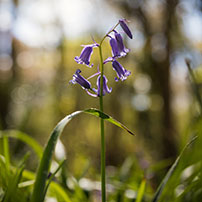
[43,159,66,198]
[84,108,134,136]
[31,108,134,202]
[2,152,29,202]
[21,169,72,202]
[2,135,10,172]
[136,178,146,202]
[19,170,71,202]
[152,136,198,202]
[186,59,202,113]
[0,130,43,159]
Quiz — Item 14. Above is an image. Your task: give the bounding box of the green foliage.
[0,107,135,202]
[1,63,202,201]
[31,108,134,202]
[84,109,134,136]
[0,130,43,159]
[136,179,146,202]
[0,131,72,202]
[1,116,202,201]
[2,153,29,202]
[152,136,198,202]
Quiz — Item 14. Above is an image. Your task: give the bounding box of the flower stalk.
[70,18,133,202]
[98,44,106,202]
[97,22,121,201]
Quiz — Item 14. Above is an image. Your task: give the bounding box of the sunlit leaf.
[31,108,134,202]
[84,108,135,136]
[43,159,66,198]
[2,135,10,172]
[136,178,146,202]
[152,136,198,202]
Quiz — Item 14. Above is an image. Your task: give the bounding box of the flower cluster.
[70,19,133,97]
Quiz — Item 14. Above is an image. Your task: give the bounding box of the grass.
[1,115,202,202]
[0,130,202,201]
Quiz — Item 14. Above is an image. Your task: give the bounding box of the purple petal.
[74,44,96,67]
[110,38,120,57]
[86,89,98,97]
[70,69,91,89]
[112,60,131,81]
[115,32,130,56]
[102,75,112,95]
[96,75,112,96]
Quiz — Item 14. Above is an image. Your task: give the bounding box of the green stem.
[98,22,119,202]
[98,44,106,202]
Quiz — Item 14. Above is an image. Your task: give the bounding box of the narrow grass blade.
[31,108,134,202]
[152,136,197,202]
[30,111,81,202]
[186,59,202,113]
[0,130,43,159]
[43,159,66,198]
[21,169,71,202]
[2,152,29,202]
[3,135,10,172]
[0,154,8,188]
[136,178,146,202]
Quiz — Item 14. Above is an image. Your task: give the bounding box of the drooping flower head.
[75,44,98,67]
[70,69,91,89]
[109,37,120,58]
[94,75,112,96]
[112,60,131,81]
[114,31,129,57]
[119,19,133,39]
[70,69,111,98]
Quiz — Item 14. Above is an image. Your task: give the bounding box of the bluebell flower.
[114,31,129,56]
[71,19,133,97]
[112,60,131,81]
[103,36,120,64]
[70,69,111,97]
[94,75,112,96]
[70,69,91,89]
[109,37,119,58]
[119,19,133,39]
[74,44,98,67]
[104,31,130,64]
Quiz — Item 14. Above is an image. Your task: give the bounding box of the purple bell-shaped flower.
[74,44,98,67]
[112,60,131,81]
[70,69,91,89]
[114,31,129,57]
[94,75,112,96]
[109,37,120,58]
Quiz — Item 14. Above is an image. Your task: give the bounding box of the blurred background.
[0,0,202,193]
